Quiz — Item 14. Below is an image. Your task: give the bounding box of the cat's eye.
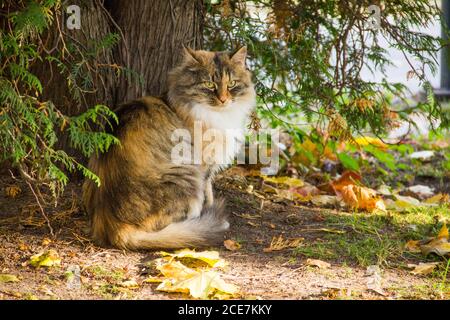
[203,81,216,90]
[228,80,237,88]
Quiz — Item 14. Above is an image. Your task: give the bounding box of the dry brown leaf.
[306,258,331,269]
[223,239,241,251]
[404,240,421,253]
[408,262,440,275]
[409,224,450,257]
[420,238,450,256]
[310,195,340,207]
[341,185,386,212]
[289,185,320,202]
[263,235,303,252]
[331,171,362,193]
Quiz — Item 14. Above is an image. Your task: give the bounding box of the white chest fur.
[190,96,255,167]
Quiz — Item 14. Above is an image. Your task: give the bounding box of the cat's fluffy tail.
[127,199,229,249]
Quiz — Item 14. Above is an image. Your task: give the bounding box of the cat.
[82,46,256,250]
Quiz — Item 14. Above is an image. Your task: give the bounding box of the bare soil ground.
[0,168,448,300]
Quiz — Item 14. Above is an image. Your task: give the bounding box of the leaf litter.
[147,249,238,299]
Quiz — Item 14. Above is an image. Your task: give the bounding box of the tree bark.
[106,0,204,103]
[35,0,204,110]
[34,0,118,114]
[31,0,204,164]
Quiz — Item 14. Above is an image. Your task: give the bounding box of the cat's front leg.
[205,177,214,207]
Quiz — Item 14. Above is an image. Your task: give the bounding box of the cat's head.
[167,46,255,111]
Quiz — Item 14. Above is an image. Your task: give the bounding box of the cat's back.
[108,96,179,137]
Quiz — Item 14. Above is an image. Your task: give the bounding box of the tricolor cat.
[82,46,256,249]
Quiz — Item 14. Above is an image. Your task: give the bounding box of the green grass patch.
[294,205,450,267]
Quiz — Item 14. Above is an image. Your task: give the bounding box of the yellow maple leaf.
[160,249,226,268]
[261,176,304,188]
[29,250,61,268]
[156,270,238,299]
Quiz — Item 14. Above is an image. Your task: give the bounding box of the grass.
[293,205,450,267]
[292,204,450,298]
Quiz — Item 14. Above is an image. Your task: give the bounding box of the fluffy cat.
[82,46,256,249]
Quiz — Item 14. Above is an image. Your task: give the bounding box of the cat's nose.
[217,94,228,103]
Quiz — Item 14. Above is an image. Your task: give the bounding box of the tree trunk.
[34,0,118,114]
[32,0,204,165]
[107,0,204,103]
[36,0,204,111]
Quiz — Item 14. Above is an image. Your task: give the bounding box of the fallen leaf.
[341,185,386,212]
[156,270,238,299]
[411,224,450,257]
[5,185,21,198]
[29,249,61,268]
[120,280,139,288]
[438,224,449,240]
[331,171,362,193]
[263,235,303,252]
[404,240,421,253]
[311,195,340,207]
[223,239,241,251]
[365,265,386,296]
[0,274,20,283]
[143,276,164,283]
[160,249,226,268]
[291,184,320,196]
[289,185,320,201]
[420,238,450,256]
[425,193,449,204]
[262,175,304,188]
[408,262,440,275]
[306,259,331,269]
[156,259,200,279]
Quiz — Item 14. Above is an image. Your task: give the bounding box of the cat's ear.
[181,45,201,64]
[230,46,247,67]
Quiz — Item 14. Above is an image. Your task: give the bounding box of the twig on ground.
[25,181,54,237]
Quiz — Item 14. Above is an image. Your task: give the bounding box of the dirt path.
[0,170,448,300]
